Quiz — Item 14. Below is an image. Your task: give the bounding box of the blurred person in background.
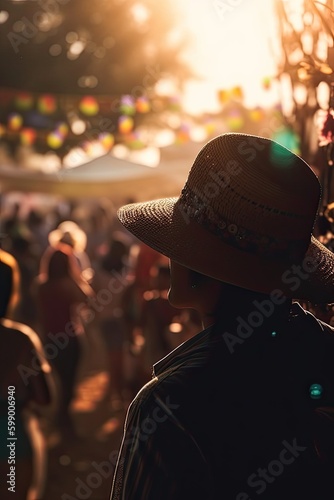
[304,209,334,324]
[166,308,203,351]
[119,245,168,396]
[26,209,50,256]
[2,202,21,251]
[10,232,40,330]
[313,212,334,252]
[138,262,201,379]
[92,234,131,411]
[35,242,94,441]
[0,250,53,500]
[48,220,94,283]
[85,202,116,265]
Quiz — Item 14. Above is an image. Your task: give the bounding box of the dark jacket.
[111,303,334,499]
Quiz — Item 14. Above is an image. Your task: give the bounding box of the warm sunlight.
[178,0,280,114]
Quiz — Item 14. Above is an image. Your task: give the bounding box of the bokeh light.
[47,131,64,149]
[8,113,23,131]
[79,96,99,116]
[38,95,57,115]
[15,93,34,111]
[20,128,37,146]
[118,116,134,134]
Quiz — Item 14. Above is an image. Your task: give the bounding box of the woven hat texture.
[118,133,334,302]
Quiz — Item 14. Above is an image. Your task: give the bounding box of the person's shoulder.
[289,302,334,377]
[1,318,44,348]
[1,318,34,338]
[145,327,217,403]
[1,319,51,371]
[292,302,334,337]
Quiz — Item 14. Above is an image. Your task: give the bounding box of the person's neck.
[201,285,292,333]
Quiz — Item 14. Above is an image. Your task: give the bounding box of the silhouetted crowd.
[0,198,202,499]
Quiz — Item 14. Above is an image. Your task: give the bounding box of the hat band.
[178,186,308,261]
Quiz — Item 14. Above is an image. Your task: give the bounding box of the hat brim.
[48,226,87,253]
[118,198,334,303]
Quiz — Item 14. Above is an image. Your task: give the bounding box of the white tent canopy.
[0,153,181,200]
[0,142,202,200]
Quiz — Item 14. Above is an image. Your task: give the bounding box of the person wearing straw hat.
[48,220,94,282]
[110,133,334,499]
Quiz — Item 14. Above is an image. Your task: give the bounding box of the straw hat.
[118,133,334,302]
[48,221,87,253]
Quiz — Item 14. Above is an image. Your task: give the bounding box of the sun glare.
[177,0,279,115]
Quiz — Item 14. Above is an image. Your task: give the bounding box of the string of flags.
[0,81,301,162]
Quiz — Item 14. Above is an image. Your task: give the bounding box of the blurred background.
[1,1,334,200]
[1,0,334,498]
